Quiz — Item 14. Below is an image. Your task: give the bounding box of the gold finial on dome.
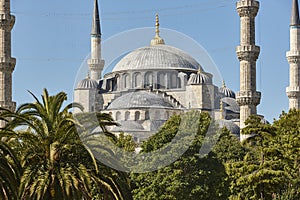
[197,67,203,74]
[222,80,226,88]
[86,71,90,79]
[150,13,165,46]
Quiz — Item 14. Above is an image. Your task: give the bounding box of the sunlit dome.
[219,81,235,98]
[187,70,211,85]
[112,45,203,72]
[77,78,98,89]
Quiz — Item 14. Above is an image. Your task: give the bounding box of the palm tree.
[0,89,128,200]
[0,140,21,200]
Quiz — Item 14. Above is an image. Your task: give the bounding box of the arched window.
[125,111,130,121]
[113,75,120,91]
[144,72,153,88]
[145,110,150,120]
[157,72,165,89]
[134,111,140,121]
[123,74,130,89]
[116,111,121,121]
[171,73,177,88]
[133,72,142,88]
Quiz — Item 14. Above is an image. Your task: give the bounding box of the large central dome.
[112,44,203,72]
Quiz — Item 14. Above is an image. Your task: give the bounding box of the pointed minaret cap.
[150,14,165,45]
[92,0,101,36]
[291,0,300,26]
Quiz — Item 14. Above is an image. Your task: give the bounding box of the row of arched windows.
[115,71,183,91]
[108,110,178,121]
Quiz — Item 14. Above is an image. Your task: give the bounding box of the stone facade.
[0,0,16,127]
[74,4,240,142]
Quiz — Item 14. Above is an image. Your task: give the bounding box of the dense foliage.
[1,89,300,200]
[0,89,132,200]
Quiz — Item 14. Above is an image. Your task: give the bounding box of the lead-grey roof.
[217,119,240,136]
[111,121,144,132]
[107,91,173,109]
[187,72,210,85]
[91,0,101,36]
[112,45,203,72]
[291,0,300,26]
[219,86,236,98]
[77,78,98,89]
[221,97,240,113]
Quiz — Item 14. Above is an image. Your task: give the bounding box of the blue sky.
[11,0,291,122]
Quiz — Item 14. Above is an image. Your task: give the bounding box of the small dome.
[221,97,240,113]
[219,81,235,98]
[187,71,210,85]
[107,91,173,110]
[112,45,202,72]
[77,78,98,89]
[217,119,240,136]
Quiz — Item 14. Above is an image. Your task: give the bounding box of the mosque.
[0,0,300,142]
[73,0,300,142]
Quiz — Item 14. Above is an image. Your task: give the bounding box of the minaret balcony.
[88,58,104,66]
[0,14,15,30]
[236,0,259,17]
[286,51,300,57]
[236,45,260,61]
[286,86,300,93]
[236,0,259,10]
[0,57,16,71]
[236,91,261,106]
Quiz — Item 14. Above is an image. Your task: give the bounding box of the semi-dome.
[217,119,240,136]
[107,91,173,109]
[219,81,235,98]
[112,45,203,72]
[77,78,98,89]
[187,71,210,85]
[221,97,240,113]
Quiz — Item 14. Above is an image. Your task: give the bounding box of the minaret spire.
[0,0,16,127]
[236,0,261,140]
[92,0,101,36]
[291,0,300,26]
[287,0,300,110]
[88,0,105,80]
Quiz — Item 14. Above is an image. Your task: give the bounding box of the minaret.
[236,0,261,138]
[0,0,16,126]
[88,0,104,80]
[286,0,300,110]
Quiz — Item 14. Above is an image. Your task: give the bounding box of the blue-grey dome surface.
[217,119,240,136]
[187,72,210,85]
[112,45,203,72]
[107,91,173,109]
[219,84,235,98]
[221,97,240,113]
[77,78,98,89]
[111,121,144,132]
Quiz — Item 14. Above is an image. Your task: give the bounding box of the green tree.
[228,115,286,200]
[272,109,300,199]
[0,89,126,200]
[131,111,240,200]
[0,140,21,200]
